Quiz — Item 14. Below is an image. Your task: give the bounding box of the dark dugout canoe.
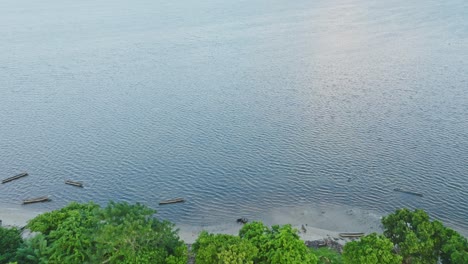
[2,172,28,184]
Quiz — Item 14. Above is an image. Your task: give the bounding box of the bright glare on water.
[0,0,467,230]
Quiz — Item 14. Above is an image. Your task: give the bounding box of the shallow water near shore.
[1,0,467,233]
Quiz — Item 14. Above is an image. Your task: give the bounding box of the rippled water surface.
[1,0,467,230]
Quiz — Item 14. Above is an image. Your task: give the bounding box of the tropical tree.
[193,231,258,264]
[239,222,318,264]
[440,227,468,264]
[382,208,447,264]
[0,227,23,264]
[15,234,49,264]
[92,201,187,264]
[343,233,402,264]
[313,247,343,264]
[26,201,187,264]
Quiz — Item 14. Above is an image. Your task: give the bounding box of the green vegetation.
[0,227,22,264]
[239,222,318,263]
[1,204,467,264]
[193,232,258,263]
[22,201,186,264]
[313,247,342,264]
[381,208,468,264]
[343,233,402,264]
[194,221,318,264]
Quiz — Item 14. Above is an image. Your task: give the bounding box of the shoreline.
[2,202,466,245]
[176,204,384,244]
[0,202,383,245]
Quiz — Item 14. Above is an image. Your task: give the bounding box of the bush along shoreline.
[0,202,467,264]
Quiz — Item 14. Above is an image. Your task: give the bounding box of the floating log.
[339,232,365,238]
[159,198,184,205]
[23,196,50,205]
[393,188,423,197]
[2,172,28,184]
[65,180,83,188]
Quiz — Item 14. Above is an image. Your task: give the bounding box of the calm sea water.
[1,0,467,230]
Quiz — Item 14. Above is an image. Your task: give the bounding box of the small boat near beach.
[339,232,365,238]
[159,198,185,205]
[2,172,28,184]
[65,180,83,188]
[23,196,51,205]
[393,188,423,197]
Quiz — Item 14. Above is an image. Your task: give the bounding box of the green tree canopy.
[343,233,402,264]
[0,227,23,264]
[382,208,468,264]
[25,201,187,264]
[193,231,258,264]
[239,222,318,264]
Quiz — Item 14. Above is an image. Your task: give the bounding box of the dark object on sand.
[237,217,248,224]
[159,198,185,205]
[306,238,344,253]
[2,172,28,184]
[393,188,423,197]
[65,180,83,187]
[339,232,365,238]
[23,196,50,205]
[306,240,327,248]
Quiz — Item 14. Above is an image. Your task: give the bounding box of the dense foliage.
[343,233,402,264]
[313,247,342,264]
[25,201,187,264]
[0,226,22,264]
[381,208,468,264]
[239,222,318,264]
[194,222,318,264]
[1,205,467,264]
[193,231,258,264]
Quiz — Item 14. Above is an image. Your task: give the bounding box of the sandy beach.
[0,201,382,244]
[2,202,465,245]
[177,204,384,244]
[0,202,43,227]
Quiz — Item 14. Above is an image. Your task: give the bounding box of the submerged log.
[393,188,423,197]
[159,198,184,205]
[23,196,50,205]
[2,172,28,184]
[65,180,83,188]
[339,232,365,238]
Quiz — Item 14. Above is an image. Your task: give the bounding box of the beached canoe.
[65,180,83,187]
[159,198,185,205]
[339,232,365,238]
[2,172,28,184]
[393,188,423,197]
[23,196,50,205]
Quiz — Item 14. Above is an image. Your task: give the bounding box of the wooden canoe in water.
[65,180,83,187]
[23,196,50,205]
[2,172,28,184]
[393,188,423,197]
[339,232,365,238]
[159,198,185,205]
